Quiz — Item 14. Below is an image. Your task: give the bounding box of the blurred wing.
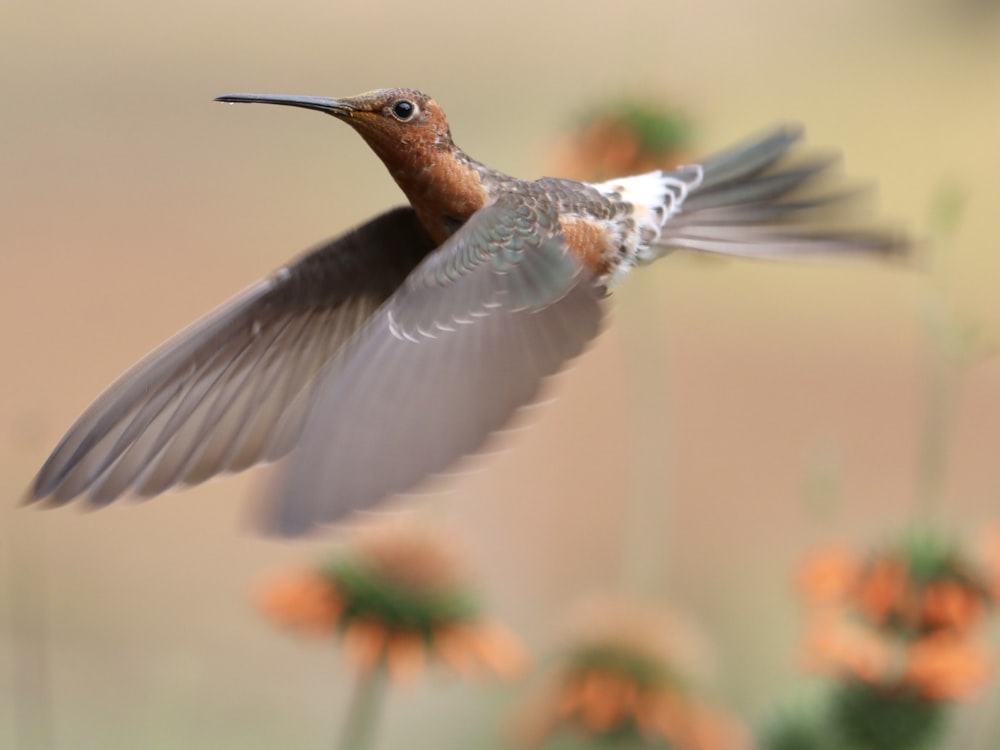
[31,207,437,506]
[659,125,907,259]
[268,193,606,535]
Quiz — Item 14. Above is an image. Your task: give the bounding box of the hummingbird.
[29,88,903,535]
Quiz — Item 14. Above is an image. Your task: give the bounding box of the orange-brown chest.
[378,142,490,245]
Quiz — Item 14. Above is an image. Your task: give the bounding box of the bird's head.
[217,87,490,243]
[216,88,455,164]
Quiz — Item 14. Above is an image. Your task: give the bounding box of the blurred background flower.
[550,97,691,181]
[799,529,996,698]
[258,522,528,684]
[765,528,1000,750]
[257,522,529,749]
[519,598,747,750]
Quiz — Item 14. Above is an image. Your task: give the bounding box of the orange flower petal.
[636,693,747,750]
[385,631,426,685]
[683,703,751,750]
[797,548,860,605]
[921,580,984,633]
[341,619,389,673]
[905,635,991,701]
[433,624,481,678]
[576,671,628,732]
[257,571,342,634]
[801,613,892,683]
[633,691,667,736]
[640,692,692,746]
[466,621,530,679]
[855,558,909,625]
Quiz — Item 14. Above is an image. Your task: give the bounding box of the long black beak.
[214,93,355,117]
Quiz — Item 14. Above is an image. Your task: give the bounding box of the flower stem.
[912,182,968,523]
[337,664,386,750]
[914,352,955,523]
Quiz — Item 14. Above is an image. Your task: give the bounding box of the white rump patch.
[589,165,704,284]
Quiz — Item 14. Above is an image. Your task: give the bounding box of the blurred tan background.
[2,0,1000,747]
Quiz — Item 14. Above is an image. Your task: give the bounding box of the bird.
[29,87,904,535]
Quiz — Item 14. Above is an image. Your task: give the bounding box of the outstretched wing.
[31,207,437,506]
[268,193,606,535]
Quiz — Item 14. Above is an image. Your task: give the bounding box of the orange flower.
[341,618,390,673]
[855,557,909,626]
[801,612,893,684]
[520,599,745,750]
[550,98,690,181]
[920,580,985,633]
[433,621,529,680]
[668,701,751,750]
[560,670,639,732]
[534,669,745,750]
[796,548,860,605]
[257,570,342,634]
[350,523,464,595]
[797,532,998,707]
[636,691,687,745]
[256,522,527,684]
[905,635,991,700]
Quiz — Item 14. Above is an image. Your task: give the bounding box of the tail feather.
[662,227,903,260]
[668,193,861,227]
[657,125,906,260]
[681,158,837,214]
[695,125,803,191]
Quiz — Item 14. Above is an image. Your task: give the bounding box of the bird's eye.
[391,100,416,121]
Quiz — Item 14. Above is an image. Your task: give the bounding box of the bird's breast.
[393,151,491,245]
